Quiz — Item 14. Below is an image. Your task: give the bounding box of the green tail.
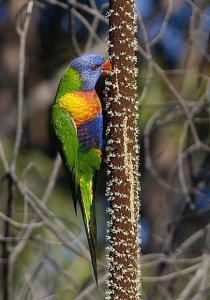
[79,179,98,283]
[77,148,101,283]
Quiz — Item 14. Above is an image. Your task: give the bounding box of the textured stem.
[105,0,141,298]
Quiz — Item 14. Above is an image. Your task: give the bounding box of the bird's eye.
[91,64,100,71]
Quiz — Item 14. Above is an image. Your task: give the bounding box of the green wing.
[51,103,79,208]
[51,103,99,282]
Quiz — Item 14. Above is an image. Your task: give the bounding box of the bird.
[51,54,112,282]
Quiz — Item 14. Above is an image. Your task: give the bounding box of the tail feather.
[64,164,80,215]
[88,197,98,283]
[65,166,79,215]
[78,183,98,283]
[66,171,98,282]
[87,221,98,284]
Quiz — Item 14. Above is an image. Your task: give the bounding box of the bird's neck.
[58,90,101,127]
[55,68,81,102]
[81,80,95,92]
[56,67,97,102]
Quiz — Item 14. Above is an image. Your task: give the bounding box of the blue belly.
[77,113,103,151]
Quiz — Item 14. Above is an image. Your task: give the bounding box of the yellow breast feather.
[59,91,102,126]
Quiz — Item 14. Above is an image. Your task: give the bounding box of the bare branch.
[11,0,34,173]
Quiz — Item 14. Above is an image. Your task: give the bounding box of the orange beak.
[101,59,112,76]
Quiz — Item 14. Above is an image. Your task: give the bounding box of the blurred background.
[0,0,210,299]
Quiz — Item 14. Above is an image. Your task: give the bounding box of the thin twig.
[138,45,201,144]
[149,0,172,46]
[178,257,209,300]
[0,141,9,173]
[41,153,61,204]
[2,175,13,300]
[137,14,154,105]
[0,212,43,229]
[142,262,202,282]
[11,0,34,173]
[75,274,106,300]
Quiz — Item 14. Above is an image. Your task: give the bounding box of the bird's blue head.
[69,54,111,91]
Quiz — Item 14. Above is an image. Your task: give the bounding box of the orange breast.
[59,91,102,126]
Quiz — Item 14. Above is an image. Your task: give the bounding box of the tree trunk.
[105,0,141,298]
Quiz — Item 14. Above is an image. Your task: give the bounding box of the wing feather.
[51,104,79,210]
[51,103,100,282]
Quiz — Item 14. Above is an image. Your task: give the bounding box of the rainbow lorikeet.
[51,54,112,281]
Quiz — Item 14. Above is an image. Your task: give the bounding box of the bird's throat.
[59,91,102,127]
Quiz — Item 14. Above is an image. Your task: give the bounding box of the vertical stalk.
[105,0,141,298]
